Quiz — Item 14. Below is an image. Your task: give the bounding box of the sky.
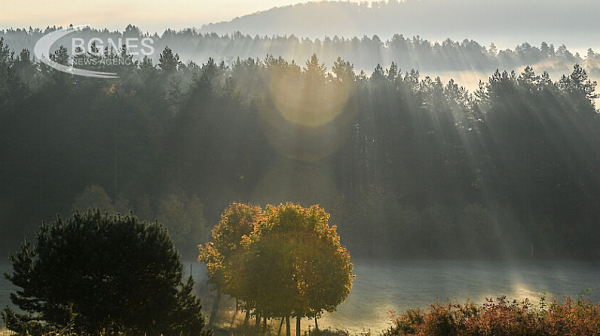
[2,0,598,55]
[1,0,314,33]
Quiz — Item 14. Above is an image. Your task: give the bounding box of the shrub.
[385,296,600,336]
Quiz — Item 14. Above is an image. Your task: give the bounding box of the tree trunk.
[263,316,267,334]
[114,128,118,192]
[208,292,221,326]
[256,314,261,333]
[278,318,284,336]
[230,298,239,328]
[315,317,319,331]
[286,316,291,336]
[243,310,250,333]
[296,316,301,336]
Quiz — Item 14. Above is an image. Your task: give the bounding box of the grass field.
[2,259,599,334]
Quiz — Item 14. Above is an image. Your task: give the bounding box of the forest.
[0,35,599,261]
[3,26,600,76]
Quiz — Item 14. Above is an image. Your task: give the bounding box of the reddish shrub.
[385,296,600,336]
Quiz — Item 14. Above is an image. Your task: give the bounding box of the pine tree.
[2,210,212,336]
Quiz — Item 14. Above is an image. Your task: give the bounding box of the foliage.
[200,203,353,335]
[71,187,208,259]
[158,193,210,258]
[2,26,599,74]
[1,34,600,260]
[71,184,132,215]
[461,204,500,257]
[384,296,600,336]
[309,328,352,336]
[2,210,212,336]
[198,202,262,298]
[241,203,354,321]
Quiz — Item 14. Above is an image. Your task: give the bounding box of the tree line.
[1,37,599,260]
[2,26,600,74]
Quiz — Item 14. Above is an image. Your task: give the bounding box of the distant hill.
[200,0,600,51]
[3,0,600,90]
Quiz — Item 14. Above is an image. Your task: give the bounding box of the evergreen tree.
[2,210,212,336]
[159,46,181,73]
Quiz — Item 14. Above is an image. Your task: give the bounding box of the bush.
[2,210,212,336]
[309,328,351,336]
[385,296,600,336]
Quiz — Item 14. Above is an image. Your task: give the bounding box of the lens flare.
[259,71,356,161]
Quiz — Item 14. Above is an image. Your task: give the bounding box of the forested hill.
[3,27,600,78]
[200,0,600,50]
[1,36,600,260]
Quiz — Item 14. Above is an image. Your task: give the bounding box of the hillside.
[200,0,600,51]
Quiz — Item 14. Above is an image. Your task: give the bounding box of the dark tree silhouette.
[2,210,212,336]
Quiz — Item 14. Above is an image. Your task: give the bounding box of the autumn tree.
[198,203,262,325]
[240,203,353,335]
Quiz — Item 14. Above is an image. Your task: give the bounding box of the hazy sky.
[3,0,598,54]
[1,0,316,33]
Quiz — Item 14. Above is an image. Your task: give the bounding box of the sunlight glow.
[268,72,351,127]
[259,71,356,161]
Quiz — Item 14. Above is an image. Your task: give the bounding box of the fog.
[201,0,600,52]
[3,0,599,52]
[191,260,600,333]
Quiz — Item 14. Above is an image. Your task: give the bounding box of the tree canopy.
[199,202,262,300]
[200,203,353,335]
[0,38,599,261]
[2,210,212,336]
